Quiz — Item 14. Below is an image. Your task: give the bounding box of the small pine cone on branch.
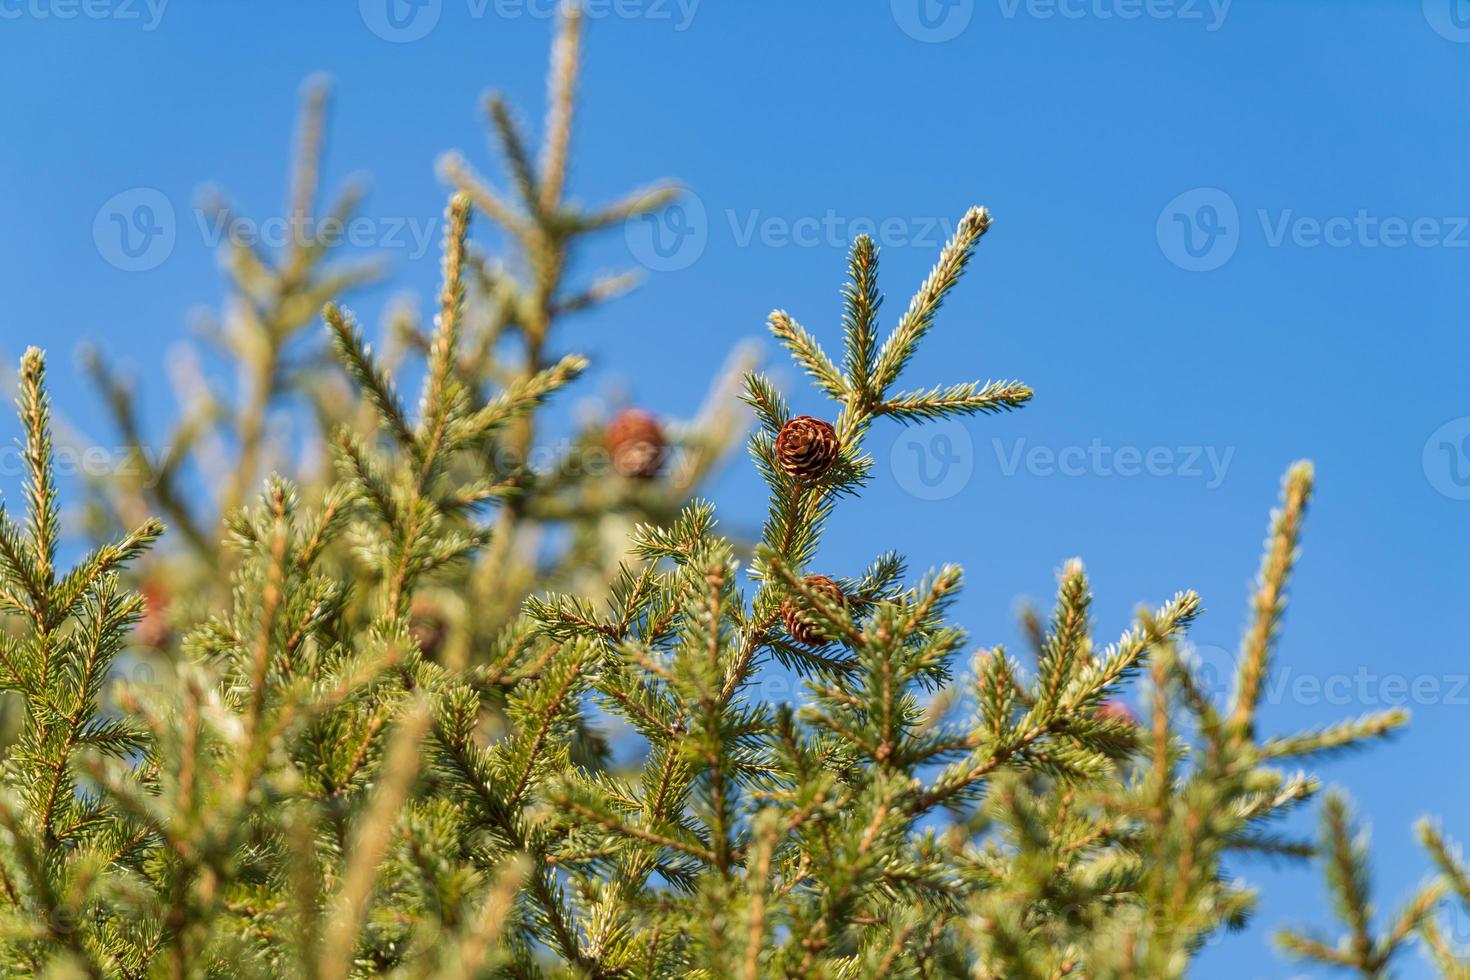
[409,597,449,660]
[1095,700,1138,726]
[774,416,839,482]
[136,579,172,650]
[605,408,667,479]
[782,574,846,647]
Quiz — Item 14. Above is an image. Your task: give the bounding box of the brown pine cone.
[782,574,846,647]
[774,416,839,482]
[605,408,666,479]
[409,597,449,660]
[136,579,172,650]
[1095,700,1138,726]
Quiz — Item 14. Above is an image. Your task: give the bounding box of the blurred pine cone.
[606,408,666,479]
[775,416,838,482]
[1095,700,1138,726]
[782,574,846,647]
[409,597,449,660]
[136,579,172,650]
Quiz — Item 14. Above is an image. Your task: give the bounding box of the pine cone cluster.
[782,574,846,647]
[774,415,839,482]
[605,408,666,479]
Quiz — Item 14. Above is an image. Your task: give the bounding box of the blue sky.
[2,0,1468,974]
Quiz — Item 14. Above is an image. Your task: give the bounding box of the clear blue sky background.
[2,1,1467,974]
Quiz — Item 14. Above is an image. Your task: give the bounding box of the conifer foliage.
[1,7,1464,978]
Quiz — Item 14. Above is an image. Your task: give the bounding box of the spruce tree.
[0,6,1460,978]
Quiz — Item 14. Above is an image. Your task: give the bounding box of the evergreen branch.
[575,183,681,232]
[454,856,530,976]
[417,193,474,489]
[1231,461,1312,740]
[1035,561,1091,715]
[768,311,846,401]
[487,96,541,215]
[1257,710,1407,761]
[49,518,165,629]
[1420,820,1470,910]
[237,483,290,775]
[18,348,58,595]
[0,796,102,978]
[551,270,641,316]
[0,510,43,621]
[1324,793,1376,972]
[82,350,213,557]
[539,1,581,214]
[870,206,991,398]
[332,427,399,526]
[318,703,431,980]
[841,235,882,399]
[461,353,588,440]
[555,794,719,865]
[437,152,529,235]
[878,379,1033,423]
[325,302,417,453]
[740,372,791,436]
